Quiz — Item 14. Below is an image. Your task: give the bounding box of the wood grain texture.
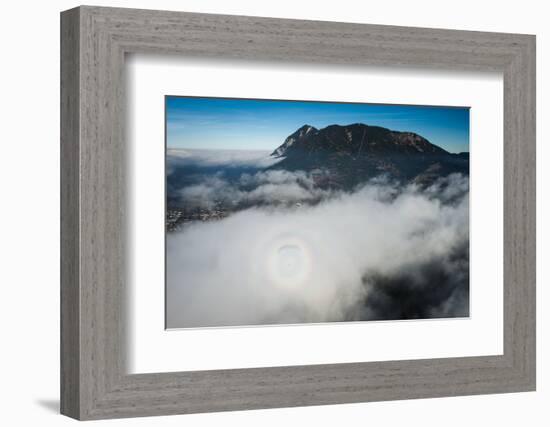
[60,7,80,419]
[60,5,536,420]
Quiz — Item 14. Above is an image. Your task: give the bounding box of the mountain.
[271,124,319,157]
[270,123,468,188]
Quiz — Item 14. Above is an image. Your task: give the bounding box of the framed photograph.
[164,97,471,329]
[61,6,536,420]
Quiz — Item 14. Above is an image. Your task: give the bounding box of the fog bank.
[167,174,469,328]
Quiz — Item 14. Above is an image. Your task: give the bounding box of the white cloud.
[166,175,469,328]
[178,169,334,208]
[167,148,281,169]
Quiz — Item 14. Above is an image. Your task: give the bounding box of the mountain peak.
[267,123,468,187]
[271,123,450,159]
[268,123,467,186]
[294,124,318,138]
[270,124,318,157]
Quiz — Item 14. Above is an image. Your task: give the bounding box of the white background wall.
[0,0,547,425]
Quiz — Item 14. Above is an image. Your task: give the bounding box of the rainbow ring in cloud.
[264,234,313,290]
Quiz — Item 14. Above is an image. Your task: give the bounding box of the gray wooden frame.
[60,5,536,420]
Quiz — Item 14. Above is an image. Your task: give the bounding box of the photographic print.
[165,96,470,329]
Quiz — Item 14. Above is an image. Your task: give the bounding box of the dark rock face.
[270,123,469,188]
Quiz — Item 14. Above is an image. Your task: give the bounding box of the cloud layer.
[166,174,469,328]
[178,169,335,209]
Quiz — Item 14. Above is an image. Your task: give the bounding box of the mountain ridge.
[271,123,455,158]
[269,123,469,188]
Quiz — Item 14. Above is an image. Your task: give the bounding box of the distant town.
[166,205,231,232]
[166,199,314,232]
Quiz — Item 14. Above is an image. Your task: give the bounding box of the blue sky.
[166,96,469,153]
